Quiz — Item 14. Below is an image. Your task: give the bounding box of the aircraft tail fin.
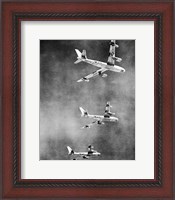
[74,49,87,64]
[67,146,74,155]
[79,107,89,117]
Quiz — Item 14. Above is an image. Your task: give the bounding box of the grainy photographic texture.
[40,40,135,160]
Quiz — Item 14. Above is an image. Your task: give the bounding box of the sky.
[40,40,135,160]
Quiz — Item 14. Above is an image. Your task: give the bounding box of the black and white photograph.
[40,40,135,160]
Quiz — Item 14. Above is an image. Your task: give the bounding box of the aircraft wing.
[105,101,111,113]
[104,101,112,117]
[81,120,103,129]
[77,68,108,82]
[107,40,122,66]
[107,40,116,66]
[88,145,94,151]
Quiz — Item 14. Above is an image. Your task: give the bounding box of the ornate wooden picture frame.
[1,1,173,199]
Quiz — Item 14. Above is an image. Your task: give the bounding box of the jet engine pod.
[112,57,122,62]
[101,73,108,78]
[83,77,90,82]
[108,112,115,116]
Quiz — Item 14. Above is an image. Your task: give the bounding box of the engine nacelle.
[102,73,108,78]
[83,156,88,159]
[97,121,104,125]
[109,42,119,48]
[108,112,115,116]
[112,57,122,62]
[83,77,89,82]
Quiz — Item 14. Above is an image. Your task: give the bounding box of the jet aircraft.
[79,102,118,128]
[67,145,101,159]
[75,40,125,82]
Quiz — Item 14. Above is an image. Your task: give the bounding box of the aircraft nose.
[121,68,125,73]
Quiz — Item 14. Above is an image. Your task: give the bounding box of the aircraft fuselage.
[74,151,101,156]
[85,114,118,122]
[83,58,125,73]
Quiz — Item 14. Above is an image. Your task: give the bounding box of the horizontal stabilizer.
[74,59,82,64]
[75,49,82,58]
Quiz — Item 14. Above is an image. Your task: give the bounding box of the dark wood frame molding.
[1,1,173,199]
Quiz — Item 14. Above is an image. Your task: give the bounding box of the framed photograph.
[1,1,174,199]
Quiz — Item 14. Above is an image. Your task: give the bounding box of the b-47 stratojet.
[75,40,125,82]
[67,145,101,159]
[79,102,118,128]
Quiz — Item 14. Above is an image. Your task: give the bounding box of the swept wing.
[81,120,104,129]
[77,68,107,82]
